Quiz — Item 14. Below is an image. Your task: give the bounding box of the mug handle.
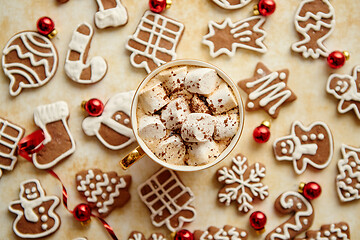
[119,146,146,169]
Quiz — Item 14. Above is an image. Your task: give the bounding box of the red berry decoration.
[253,121,271,143]
[174,229,194,240]
[249,211,267,231]
[73,203,92,222]
[258,0,276,16]
[327,51,348,69]
[303,182,322,200]
[37,17,55,36]
[83,98,104,117]
[149,0,168,13]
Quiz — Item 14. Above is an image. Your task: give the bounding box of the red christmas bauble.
[73,203,91,222]
[249,211,267,230]
[149,0,167,13]
[253,125,270,143]
[258,0,276,16]
[85,98,104,117]
[303,182,321,200]
[175,229,194,240]
[37,17,55,36]
[327,51,345,69]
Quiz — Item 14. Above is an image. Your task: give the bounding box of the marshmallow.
[213,114,239,140]
[154,135,186,165]
[157,66,187,93]
[138,82,169,114]
[138,115,166,140]
[161,97,190,130]
[181,113,215,142]
[190,95,211,114]
[170,89,193,101]
[185,68,220,95]
[206,83,238,114]
[186,140,220,166]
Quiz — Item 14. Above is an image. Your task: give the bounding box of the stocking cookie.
[194,225,248,240]
[210,0,252,10]
[273,121,333,174]
[94,0,128,29]
[217,154,268,213]
[295,222,350,240]
[8,179,61,239]
[128,231,167,240]
[238,62,297,118]
[32,101,76,169]
[202,16,267,58]
[126,11,184,73]
[2,31,58,96]
[327,65,360,120]
[0,117,25,178]
[82,91,136,150]
[265,191,314,240]
[138,168,196,232]
[65,22,107,84]
[292,0,335,59]
[76,169,131,218]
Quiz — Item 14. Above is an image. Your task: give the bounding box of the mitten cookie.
[128,231,166,240]
[82,91,136,150]
[294,222,350,240]
[273,121,333,174]
[94,0,128,29]
[8,179,61,239]
[76,169,131,218]
[194,225,248,240]
[138,168,196,232]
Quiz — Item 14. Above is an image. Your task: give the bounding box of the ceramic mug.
[120,59,245,172]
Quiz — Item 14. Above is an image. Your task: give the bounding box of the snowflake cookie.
[194,225,248,240]
[336,144,360,202]
[216,154,268,213]
[294,222,350,240]
[128,231,166,240]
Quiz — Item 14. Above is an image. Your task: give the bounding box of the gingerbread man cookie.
[128,231,167,240]
[8,179,61,239]
[210,0,252,10]
[194,225,248,240]
[273,121,333,174]
[76,169,131,218]
[295,222,350,240]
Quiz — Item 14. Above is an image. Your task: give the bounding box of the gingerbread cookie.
[65,22,107,84]
[8,179,61,238]
[94,0,128,29]
[327,65,360,120]
[210,0,252,10]
[292,0,335,59]
[32,101,75,169]
[217,154,268,213]
[265,191,314,240]
[273,121,333,175]
[0,117,25,178]
[128,231,167,240]
[126,11,185,73]
[336,144,360,202]
[194,225,248,240]
[76,169,131,218]
[82,91,136,150]
[2,31,58,96]
[138,168,196,232]
[238,62,297,118]
[295,222,350,240]
[202,16,267,58]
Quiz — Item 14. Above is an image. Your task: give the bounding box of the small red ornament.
[327,51,348,69]
[149,0,171,13]
[249,211,267,231]
[82,98,104,117]
[37,17,56,37]
[302,182,322,200]
[258,0,276,16]
[253,120,271,143]
[73,203,92,222]
[174,229,194,240]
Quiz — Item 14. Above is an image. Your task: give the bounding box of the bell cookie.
[202,16,267,58]
[2,31,58,96]
[273,121,333,174]
[217,154,268,213]
[82,91,136,150]
[8,179,61,239]
[76,169,131,218]
[194,225,248,240]
[238,62,296,118]
[327,65,360,120]
[294,222,350,240]
[128,231,167,240]
[291,0,335,59]
[126,11,184,73]
[94,0,128,29]
[138,168,196,232]
[210,0,252,10]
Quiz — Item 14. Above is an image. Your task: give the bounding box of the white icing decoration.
[102,193,107,199]
[282,148,288,154]
[202,16,267,58]
[291,0,335,59]
[296,202,302,209]
[318,133,324,140]
[211,0,252,9]
[96,175,101,181]
[115,114,121,121]
[310,134,316,140]
[107,186,112,192]
[273,121,333,174]
[111,178,117,184]
[2,31,58,96]
[8,179,60,238]
[276,228,282,233]
[84,191,90,197]
[346,178,352,184]
[126,11,184,73]
[97,202,102,207]
[41,224,48,230]
[98,177,127,214]
[303,219,308,225]
[247,102,254,108]
[41,215,48,222]
[39,207,45,214]
[25,189,30,194]
[82,91,136,150]
[324,230,331,236]
[301,135,308,141]
[279,72,286,80]
[32,101,76,169]
[124,119,130,124]
[257,68,264,75]
[89,183,95,189]
[281,142,287,148]
[77,176,82,181]
[95,0,128,29]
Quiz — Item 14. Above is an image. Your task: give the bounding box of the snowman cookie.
[8,179,61,239]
